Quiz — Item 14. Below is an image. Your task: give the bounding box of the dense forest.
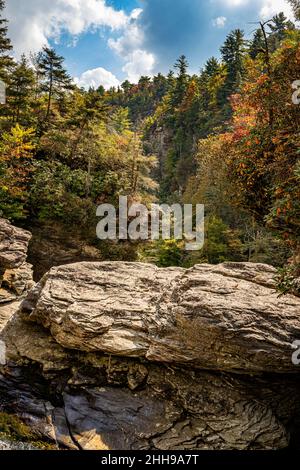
[0,0,299,294]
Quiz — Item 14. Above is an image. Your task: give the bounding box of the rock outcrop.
[0,219,34,331]
[1,260,300,450]
[0,439,38,450]
[27,223,103,280]
[19,261,300,373]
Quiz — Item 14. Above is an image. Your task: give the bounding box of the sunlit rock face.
[18,260,300,373]
[0,219,34,331]
[1,258,300,450]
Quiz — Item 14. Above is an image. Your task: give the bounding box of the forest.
[0,0,299,295]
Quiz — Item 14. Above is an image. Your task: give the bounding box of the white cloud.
[4,0,128,57]
[259,0,294,20]
[108,21,143,57]
[74,67,120,90]
[212,16,227,28]
[222,0,250,6]
[4,0,155,83]
[108,9,156,82]
[130,8,143,21]
[220,0,294,19]
[122,50,156,82]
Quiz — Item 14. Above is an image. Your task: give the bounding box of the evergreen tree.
[138,76,151,88]
[67,88,108,162]
[153,73,168,100]
[171,55,189,107]
[167,70,175,84]
[0,0,13,81]
[288,0,300,20]
[38,47,74,123]
[249,29,265,59]
[8,55,35,125]
[121,80,132,95]
[268,13,295,51]
[203,57,219,77]
[220,29,245,98]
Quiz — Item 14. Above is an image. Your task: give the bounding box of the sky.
[3,0,295,89]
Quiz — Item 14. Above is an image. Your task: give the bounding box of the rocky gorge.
[0,219,34,331]
[0,218,300,450]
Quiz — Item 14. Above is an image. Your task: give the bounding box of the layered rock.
[27,223,103,280]
[20,261,300,373]
[0,219,34,331]
[1,260,300,450]
[0,439,38,450]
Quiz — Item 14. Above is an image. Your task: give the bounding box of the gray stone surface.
[0,439,38,450]
[0,219,34,333]
[0,219,31,269]
[0,260,300,450]
[20,261,300,373]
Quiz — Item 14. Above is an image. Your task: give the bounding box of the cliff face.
[17,261,300,373]
[0,219,34,331]
[27,223,102,281]
[0,221,300,450]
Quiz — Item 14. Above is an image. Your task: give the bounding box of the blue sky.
[4,0,294,88]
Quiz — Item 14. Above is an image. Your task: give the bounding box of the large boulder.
[19,261,300,374]
[1,261,300,450]
[0,219,34,331]
[0,218,31,270]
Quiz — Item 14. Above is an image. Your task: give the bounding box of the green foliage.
[288,0,300,20]
[0,412,35,442]
[6,55,36,127]
[139,239,184,267]
[37,46,74,126]
[0,0,13,80]
[268,13,295,52]
[220,29,245,97]
[249,29,265,59]
[0,412,56,449]
[0,124,35,219]
[198,216,244,265]
[30,160,94,224]
[276,264,300,296]
[0,3,298,285]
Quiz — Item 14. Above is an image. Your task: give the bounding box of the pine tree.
[249,29,265,59]
[268,13,295,51]
[38,47,74,123]
[138,76,151,88]
[8,55,35,125]
[0,0,13,81]
[220,29,245,98]
[288,0,300,20]
[172,55,189,107]
[68,88,108,162]
[121,80,132,95]
[153,73,168,100]
[203,57,219,77]
[167,70,176,90]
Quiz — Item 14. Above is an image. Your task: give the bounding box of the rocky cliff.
[0,219,34,331]
[0,221,300,450]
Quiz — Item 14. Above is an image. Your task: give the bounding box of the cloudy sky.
[3,0,294,89]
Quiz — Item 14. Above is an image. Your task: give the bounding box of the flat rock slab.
[0,219,31,270]
[0,300,21,332]
[1,260,300,450]
[20,261,300,374]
